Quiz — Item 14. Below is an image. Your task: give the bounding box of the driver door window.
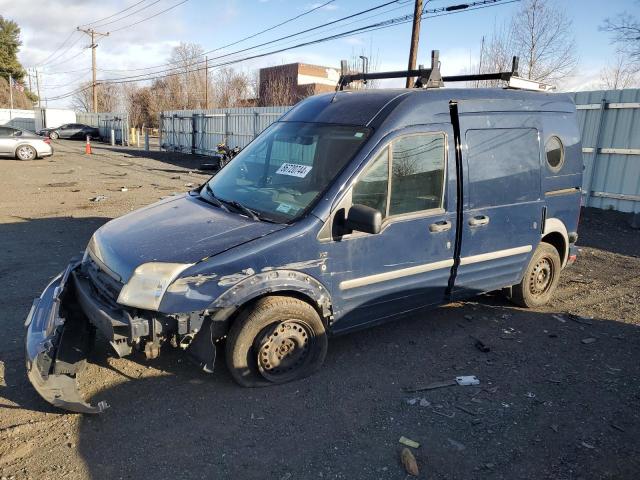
[352,132,446,220]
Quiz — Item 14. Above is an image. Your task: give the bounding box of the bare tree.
[345,45,381,90]
[600,56,639,89]
[475,0,577,86]
[601,3,640,72]
[213,67,252,108]
[169,42,207,109]
[258,65,298,107]
[71,81,121,112]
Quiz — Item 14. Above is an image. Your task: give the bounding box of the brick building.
[258,62,340,106]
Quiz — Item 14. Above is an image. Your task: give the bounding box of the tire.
[49,131,59,140]
[15,144,37,161]
[225,296,328,387]
[511,242,562,308]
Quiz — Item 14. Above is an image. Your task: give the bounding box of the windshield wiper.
[201,183,230,212]
[221,199,260,222]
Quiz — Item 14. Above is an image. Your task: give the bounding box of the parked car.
[0,126,53,160]
[37,123,100,140]
[25,73,583,413]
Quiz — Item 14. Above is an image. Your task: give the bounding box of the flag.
[8,76,25,92]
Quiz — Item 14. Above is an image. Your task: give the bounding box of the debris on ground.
[568,314,594,325]
[89,195,107,202]
[456,376,480,386]
[404,379,457,392]
[471,336,491,352]
[399,436,420,448]
[199,163,219,171]
[581,337,597,344]
[47,181,77,187]
[400,447,419,476]
[447,438,466,451]
[455,405,477,416]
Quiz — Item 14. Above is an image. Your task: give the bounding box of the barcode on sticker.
[276,163,312,178]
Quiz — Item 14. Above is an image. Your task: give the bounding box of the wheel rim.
[256,320,312,381]
[18,146,33,160]
[529,257,554,297]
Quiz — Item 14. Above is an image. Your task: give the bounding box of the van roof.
[280,88,576,127]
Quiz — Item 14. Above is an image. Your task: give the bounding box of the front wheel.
[49,131,59,140]
[225,296,328,387]
[16,145,37,160]
[511,242,561,308]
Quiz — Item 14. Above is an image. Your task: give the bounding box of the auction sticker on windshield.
[276,163,312,178]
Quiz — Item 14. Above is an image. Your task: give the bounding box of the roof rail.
[336,50,555,92]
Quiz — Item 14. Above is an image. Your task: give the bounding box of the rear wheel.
[511,242,561,308]
[16,145,37,160]
[225,296,328,387]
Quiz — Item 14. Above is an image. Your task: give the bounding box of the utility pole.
[28,68,33,93]
[35,69,41,108]
[405,0,423,88]
[77,27,109,113]
[9,75,14,109]
[205,56,209,109]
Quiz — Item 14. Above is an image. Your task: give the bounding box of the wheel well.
[228,291,329,329]
[541,232,566,264]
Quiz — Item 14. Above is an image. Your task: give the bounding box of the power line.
[93,0,404,83]
[79,0,152,27]
[92,0,163,29]
[46,0,517,101]
[110,0,191,32]
[36,30,76,66]
[104,0,518,85]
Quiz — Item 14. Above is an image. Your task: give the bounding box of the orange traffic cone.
[85,135,92,154]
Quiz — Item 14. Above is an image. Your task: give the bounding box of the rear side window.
[352,132,446,219]
[545,136,564,172]
[466,128,541,208]
[0,127,15,136]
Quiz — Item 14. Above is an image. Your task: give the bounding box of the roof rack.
[336,50,555,92]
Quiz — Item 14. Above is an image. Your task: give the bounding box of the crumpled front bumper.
[25,261,108,414]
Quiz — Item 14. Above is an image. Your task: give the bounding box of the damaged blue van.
[25,56,583,413]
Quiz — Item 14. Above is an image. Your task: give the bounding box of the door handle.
[429,220,452,233]
[468,215,490,227]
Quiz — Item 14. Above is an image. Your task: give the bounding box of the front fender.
[208,269,332,318]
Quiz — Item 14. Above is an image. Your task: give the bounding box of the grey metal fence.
[160,107,289,154]
[160,89,640,213]
[570,89,640,213]
[0,108,36,131]
[76,111,130,145]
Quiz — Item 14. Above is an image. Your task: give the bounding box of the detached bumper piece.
[25,262,108,414]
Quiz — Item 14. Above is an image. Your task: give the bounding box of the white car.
[0,126,53,160]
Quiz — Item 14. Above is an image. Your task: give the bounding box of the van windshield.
[204,122,370,222]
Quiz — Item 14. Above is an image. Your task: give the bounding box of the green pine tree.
[0,15,25,82]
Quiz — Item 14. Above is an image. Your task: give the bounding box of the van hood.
[89,194,285,282]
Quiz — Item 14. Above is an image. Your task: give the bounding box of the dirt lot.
[1,140,639,480]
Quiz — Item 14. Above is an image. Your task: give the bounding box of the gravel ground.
[1,140,639,480]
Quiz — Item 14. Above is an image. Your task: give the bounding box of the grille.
[83,256,123,308]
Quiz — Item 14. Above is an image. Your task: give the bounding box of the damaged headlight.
[117,262,193,311]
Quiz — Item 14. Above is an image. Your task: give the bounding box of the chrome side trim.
[459,245,532,266]
[545,187,581,197]
[339,259,454,290]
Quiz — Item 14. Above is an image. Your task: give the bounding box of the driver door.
[323,126,457,333]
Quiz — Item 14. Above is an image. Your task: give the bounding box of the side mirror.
[345,204,382,234]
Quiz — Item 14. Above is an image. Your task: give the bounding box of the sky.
[1,0,637,108]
